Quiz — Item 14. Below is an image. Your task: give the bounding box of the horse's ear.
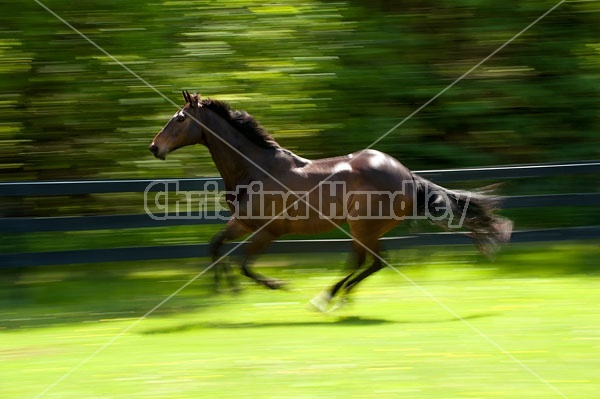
[191,93,201,108]
[182,90,199,108]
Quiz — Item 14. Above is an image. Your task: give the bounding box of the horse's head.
[149,91,205,160]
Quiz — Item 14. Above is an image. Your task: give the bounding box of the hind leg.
[341,247,384,296]
[310,215,398,311]
[331,242,367,298]
[334,239,385,308]
[309,241,367,312]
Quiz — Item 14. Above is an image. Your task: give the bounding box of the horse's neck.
[208,144,253,189]
[203,117,273,189]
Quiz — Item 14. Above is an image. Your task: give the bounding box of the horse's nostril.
[149,144,158,154]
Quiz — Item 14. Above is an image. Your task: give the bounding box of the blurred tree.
[0,0,598,186]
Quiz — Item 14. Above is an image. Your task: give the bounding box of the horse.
[150,91,512,311]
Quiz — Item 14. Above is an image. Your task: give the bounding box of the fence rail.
[2,161,599,268]
[2,161,599,196]
[2,193,599,234]
[2,226,598,268]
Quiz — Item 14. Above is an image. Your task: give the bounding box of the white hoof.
[329,296,349,312]
[309,291,332,313]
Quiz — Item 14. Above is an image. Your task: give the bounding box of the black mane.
[201,98,279,149]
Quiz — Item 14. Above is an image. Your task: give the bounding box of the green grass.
[1,242,599,399]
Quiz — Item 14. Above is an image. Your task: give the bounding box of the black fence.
[2,162,599,267]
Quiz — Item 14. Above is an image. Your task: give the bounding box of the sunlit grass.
[1,242,598,398]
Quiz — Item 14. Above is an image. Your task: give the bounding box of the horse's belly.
[281,217,344,235]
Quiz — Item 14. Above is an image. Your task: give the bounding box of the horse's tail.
[411,173,513,256]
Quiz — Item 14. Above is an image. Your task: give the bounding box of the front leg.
[210,218,249,291]
[239,230,285,289]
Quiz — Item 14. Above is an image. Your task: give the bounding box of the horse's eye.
[176,112,185,122]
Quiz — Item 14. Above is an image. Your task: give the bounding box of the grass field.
[1,242,599,399]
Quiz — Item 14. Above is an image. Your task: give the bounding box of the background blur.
[1,0,599,222]
[2,4,598,397]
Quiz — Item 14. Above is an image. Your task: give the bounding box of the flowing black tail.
[411,173,513,256]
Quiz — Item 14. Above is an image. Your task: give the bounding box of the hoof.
[329,296,350,312]
[261,278,286,290]
[215,285,242,294]
[309,291,332,313]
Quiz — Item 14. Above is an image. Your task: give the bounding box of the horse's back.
[241,149,415,235]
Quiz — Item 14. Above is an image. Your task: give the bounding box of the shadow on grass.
[141,316,391,334]
[141,313,495,335]
[0,260,223,330]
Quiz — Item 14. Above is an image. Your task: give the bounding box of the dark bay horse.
[150,91,512,310]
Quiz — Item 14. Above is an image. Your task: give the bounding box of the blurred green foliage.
[1,0,599,184]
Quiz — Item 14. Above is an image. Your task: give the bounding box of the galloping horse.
[150,91,512,310]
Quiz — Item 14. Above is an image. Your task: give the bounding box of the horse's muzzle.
[149,143,165,160]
